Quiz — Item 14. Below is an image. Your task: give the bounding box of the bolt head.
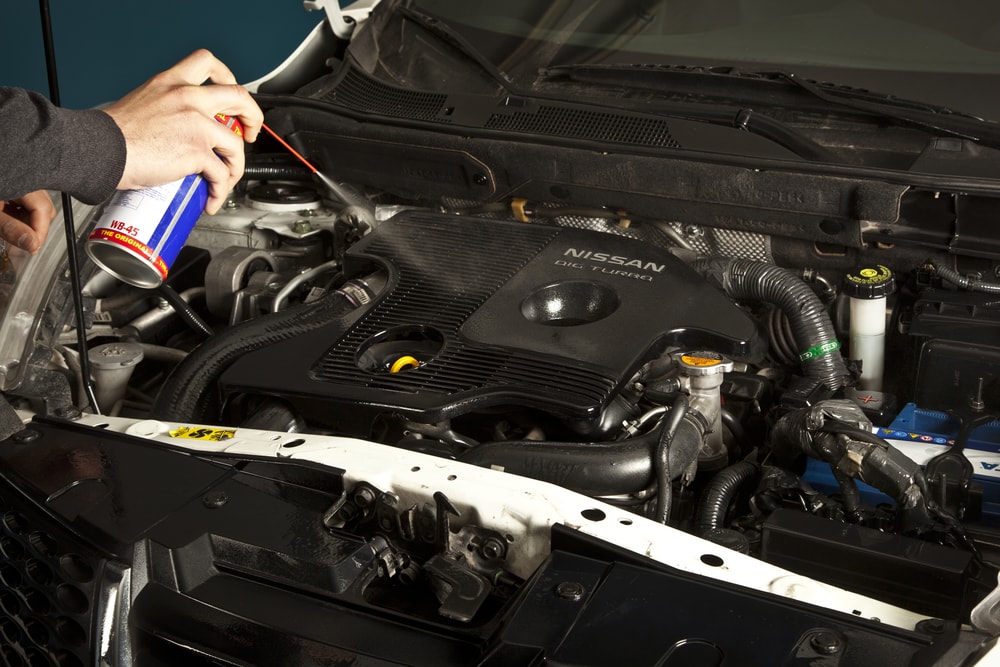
[203,491,229,509]
[809,631,841,655]
[480,537,505,560]
[555,581,584,601]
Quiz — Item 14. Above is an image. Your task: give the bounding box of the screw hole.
[700,553,725,567]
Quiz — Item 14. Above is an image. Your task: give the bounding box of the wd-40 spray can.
[86,113,243,288]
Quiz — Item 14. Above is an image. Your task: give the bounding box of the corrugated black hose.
[694,258,851,390]
[695,460,759,532]
[152,276,381,423]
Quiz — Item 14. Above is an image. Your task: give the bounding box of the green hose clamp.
[799,339,841,362]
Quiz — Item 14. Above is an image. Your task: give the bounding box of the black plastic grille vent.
[0,488,102,667]
[324,68,448,121]
[311,215,618,411]
[485,106,681,148]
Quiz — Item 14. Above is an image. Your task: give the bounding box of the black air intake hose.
[695,460,759,532]
[152,275,383,423]
[460,414,705,497]
[694,258,851,390]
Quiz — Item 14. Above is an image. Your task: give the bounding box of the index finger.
[190,85,264,143]
[161,48,239,87]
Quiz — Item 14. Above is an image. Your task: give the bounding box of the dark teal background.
[3,1,323,109]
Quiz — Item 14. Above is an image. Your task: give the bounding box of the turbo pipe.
[460,413,706,497]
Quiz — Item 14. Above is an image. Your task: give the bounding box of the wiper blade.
[547,63,1000,146]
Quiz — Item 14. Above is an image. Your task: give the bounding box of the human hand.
[0,190,55,255]
[103,49,264,214]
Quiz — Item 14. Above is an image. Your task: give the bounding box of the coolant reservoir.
[844,265,895,391]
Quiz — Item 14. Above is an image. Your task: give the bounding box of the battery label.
[882,437,1000,480]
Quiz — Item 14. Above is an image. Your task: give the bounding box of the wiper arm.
[548,63,1000,147]
[541,65,839,162]
[772,70,994,142]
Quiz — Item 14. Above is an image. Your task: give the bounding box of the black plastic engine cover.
[220,211,760,424]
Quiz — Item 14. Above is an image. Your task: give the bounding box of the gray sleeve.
[0,87,126,204]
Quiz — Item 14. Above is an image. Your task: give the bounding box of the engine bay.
[27,150,1000,628]
[7,3,1000,662]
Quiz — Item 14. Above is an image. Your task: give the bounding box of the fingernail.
[17,233,37,254]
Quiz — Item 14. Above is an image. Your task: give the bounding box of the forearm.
[0,88,125,204]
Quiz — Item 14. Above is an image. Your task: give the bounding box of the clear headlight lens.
[0,196,96,391]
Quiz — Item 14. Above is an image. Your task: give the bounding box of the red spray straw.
[262,122,320,173]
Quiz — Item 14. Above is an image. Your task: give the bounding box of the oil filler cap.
[844,265,895,299]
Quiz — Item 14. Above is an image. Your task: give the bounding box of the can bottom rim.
[86,240,163,289]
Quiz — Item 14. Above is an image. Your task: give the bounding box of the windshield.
[413,0,1000,73]
[406,0,1000,120]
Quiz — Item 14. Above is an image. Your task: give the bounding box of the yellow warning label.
[169,426,235,442]
[681,354,722,367]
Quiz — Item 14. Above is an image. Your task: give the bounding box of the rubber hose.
[720,408,750,452]
[240,399,305,433]
[654,394,690,524]
[695,258,851,390]
[933,264,1000,295]
[151,289,362,423]
[695,460,759,532]
[156,284,213,338]
[460,416,705,497]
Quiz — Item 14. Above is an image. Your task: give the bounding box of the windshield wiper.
[368,7,837,162]
[546,63,1000,148]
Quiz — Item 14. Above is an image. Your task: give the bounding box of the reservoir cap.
[845,265,895,299]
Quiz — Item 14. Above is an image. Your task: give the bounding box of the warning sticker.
[169,426,235,442]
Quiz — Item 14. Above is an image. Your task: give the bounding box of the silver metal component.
[95,561,133,667]
[185,206,279,255]
[125,287,206,338]
[676,351,734,468]
[246,192,321,214]
[205,248,278,318]
[971,572,1000,635]
[683,224,705,239]
[314,172,377,230]
[88,342,144,413]
[253,216,331,240]
[271,260,340,313]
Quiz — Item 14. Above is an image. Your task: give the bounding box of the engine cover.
[220,211,760,425]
